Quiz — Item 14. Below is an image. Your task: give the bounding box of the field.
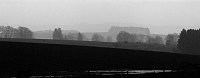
[0,38,199,77]
[0,38,176,53]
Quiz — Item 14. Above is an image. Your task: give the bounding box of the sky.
[0,0,200,34]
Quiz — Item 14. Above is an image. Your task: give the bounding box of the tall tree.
[53,28,63,40]
[77,32,83,41]
[177,29,200,54]
[53,28,58,39]
[177,29,187,53]
[57,28,63,39]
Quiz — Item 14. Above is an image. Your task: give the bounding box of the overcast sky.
[0,0,200,34]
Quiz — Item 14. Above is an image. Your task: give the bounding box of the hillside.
[0,38,200,77]
[0,38,174,52]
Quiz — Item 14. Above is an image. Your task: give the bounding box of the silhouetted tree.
[91,33,105,42]
[178,29,188,54]
[177,29,200,54]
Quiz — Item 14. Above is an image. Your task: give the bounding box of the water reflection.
[29,70,174,78]
[88,70,174,75]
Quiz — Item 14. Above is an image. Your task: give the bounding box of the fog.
[0,0,200,34]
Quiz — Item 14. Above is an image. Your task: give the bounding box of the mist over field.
[0,0,200,54]
[1,0,200,77]
[0,0,200,34]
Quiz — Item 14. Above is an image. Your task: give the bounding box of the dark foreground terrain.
[0,38,200,77]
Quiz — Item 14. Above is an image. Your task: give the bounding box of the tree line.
[52,28,179,45]
[178,29,200,55]
[53,28,112,42]
[116,31,165,45]
[0,26,33,39]
[2,26,199,55]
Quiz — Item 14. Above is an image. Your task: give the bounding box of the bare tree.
[18,26,33,39]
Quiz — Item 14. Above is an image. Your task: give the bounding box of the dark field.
[0,38,200,77]
[0,38,175,52]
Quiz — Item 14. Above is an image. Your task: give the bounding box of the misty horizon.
[1,0,200,34]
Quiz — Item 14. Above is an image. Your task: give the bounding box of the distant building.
[83,26,151,42]
[107,26,151,41]
[108,26,150,35]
